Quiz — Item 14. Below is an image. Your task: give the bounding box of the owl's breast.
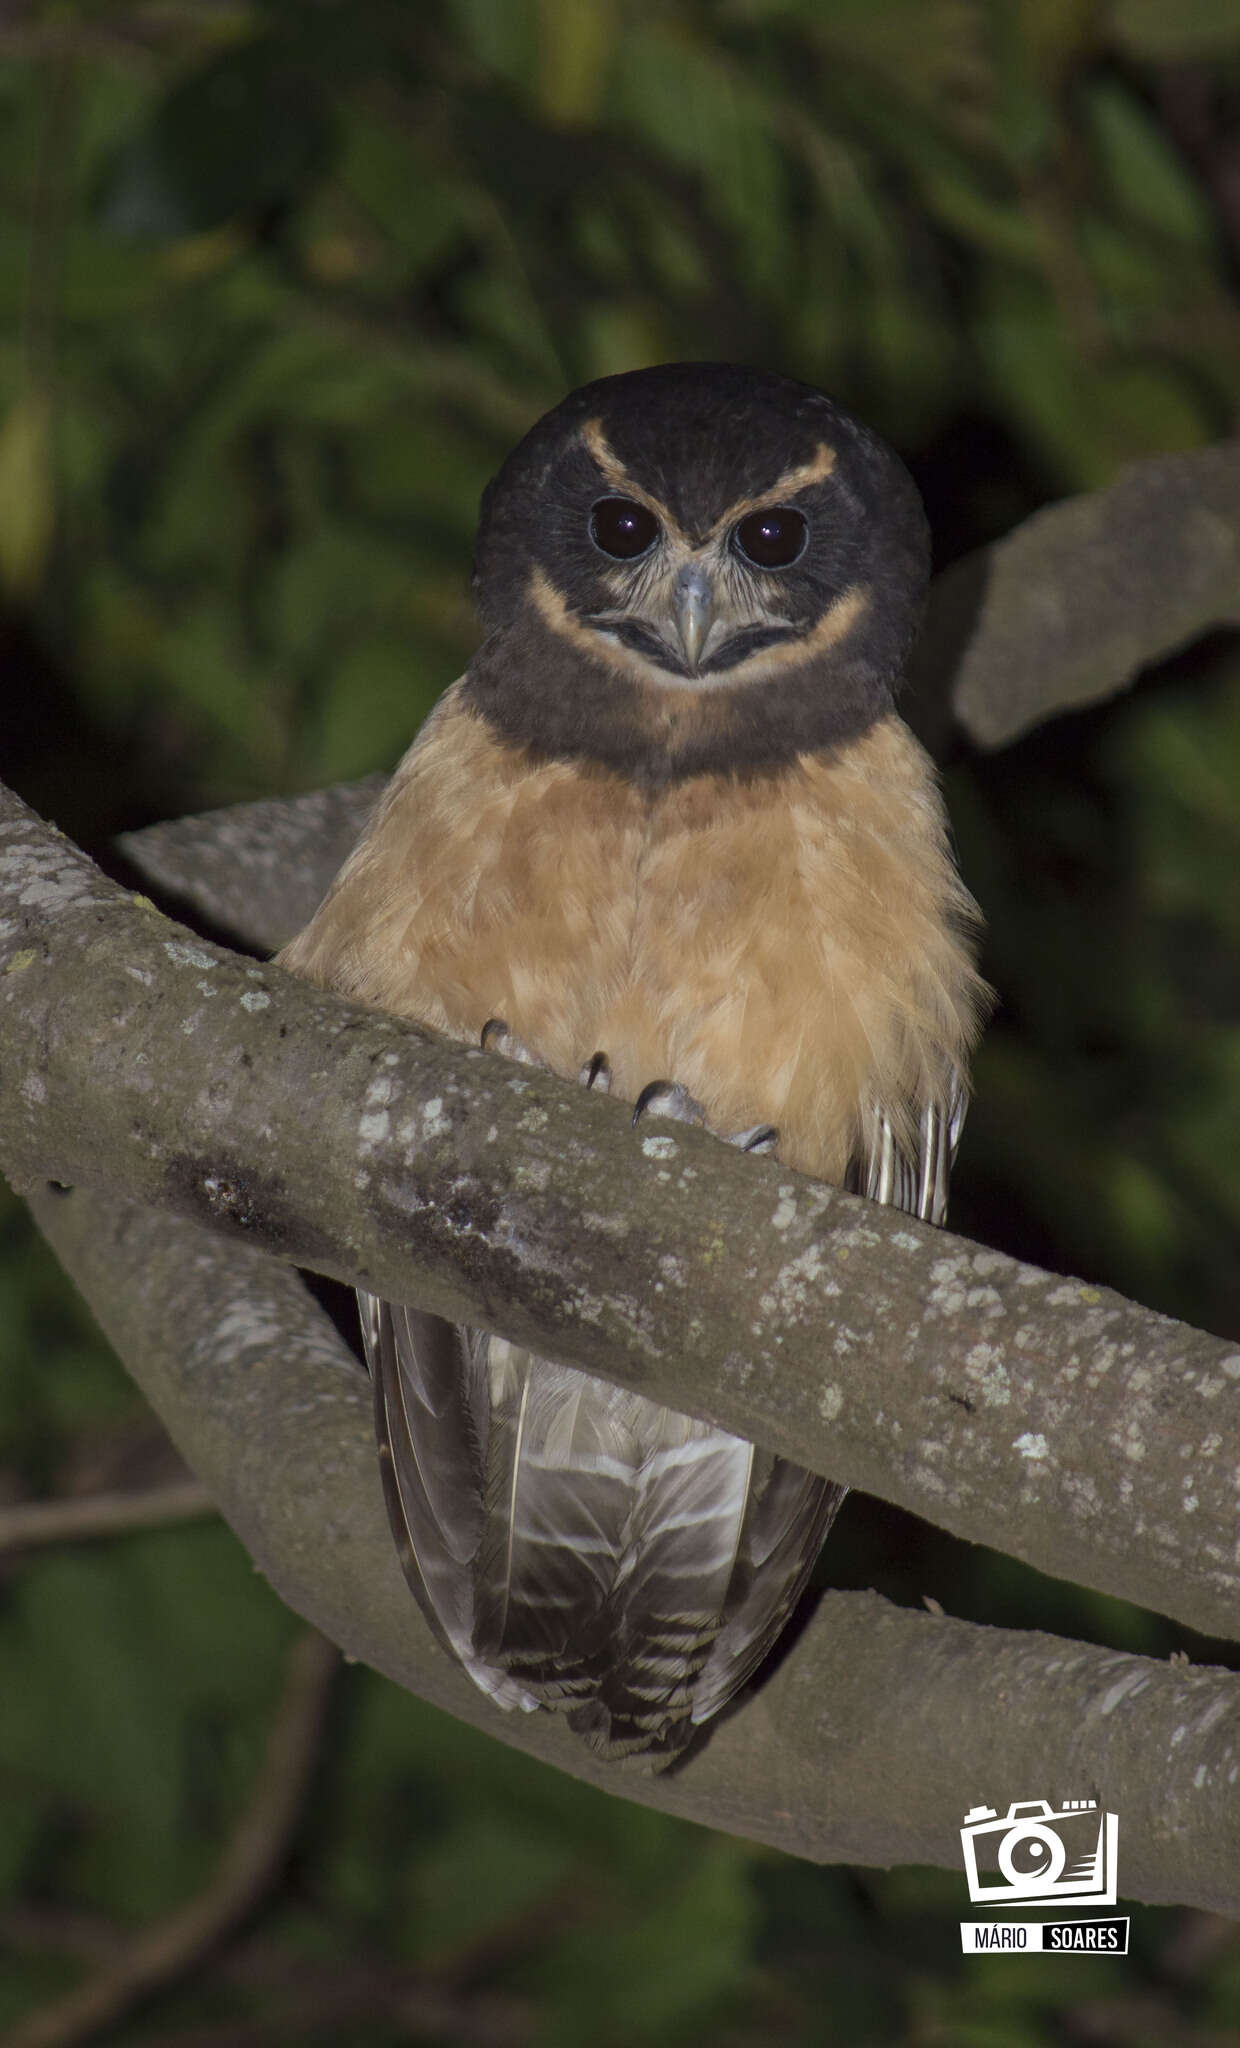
[280,692,981,1183]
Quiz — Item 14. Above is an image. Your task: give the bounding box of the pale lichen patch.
[760,1243,841,1319]
[928,1254,970,1316]
[1013,1431,1048,1461]
[641,1134,677,1161]
[964,1342,1010,1406]
[422,1099,453,1139]
[240,989,270,1012]
[1047,1283,1083,1308]
[163,940,215,970]
[1114,1417,1146,1462]
[819,1382,843,1422]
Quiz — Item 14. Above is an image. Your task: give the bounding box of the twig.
[3,1630,339,2048]
[0,1479,214,1556]
[0,1910,538,2048]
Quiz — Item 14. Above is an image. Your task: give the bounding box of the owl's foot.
[485,1029,778,1156]
[631,1078,778,1157]
[480,1017,547,1068]
[729,1122,780,1155]
[632,1078,705,1127]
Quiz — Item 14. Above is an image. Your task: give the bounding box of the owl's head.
[468,363,929,780]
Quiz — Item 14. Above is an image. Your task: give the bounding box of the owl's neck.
[462,601,897,789]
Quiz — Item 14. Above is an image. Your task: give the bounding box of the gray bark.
[908,439,1240,749]
[29,1178,1240,1915]
[2,778,1238,1651]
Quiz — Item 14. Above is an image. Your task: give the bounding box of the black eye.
[590,497,660,560]
[733,506,808,569]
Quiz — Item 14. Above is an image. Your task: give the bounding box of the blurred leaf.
[96,37,332,239]
[977,271,1209,487]
[537,0,617,124]
[537,1836,757,2048]
[0,389,54,594]
[1110,0,1240,58]
[308,635,444,781]
[1087,75,1216,247]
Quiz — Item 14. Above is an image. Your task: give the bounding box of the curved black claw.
[729,1123,779,1156]
[480,1018,544,1067]
[580,1051,612,1093]
[632,1079,707,1128]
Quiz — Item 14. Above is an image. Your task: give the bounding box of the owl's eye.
[733,506,808,569]
[590,497,660,560]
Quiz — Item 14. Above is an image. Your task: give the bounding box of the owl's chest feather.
[280,694,980,1180]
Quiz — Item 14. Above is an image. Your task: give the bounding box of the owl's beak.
[672,563,714,672]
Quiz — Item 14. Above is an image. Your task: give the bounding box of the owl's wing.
[364,1291,834,1757]
[361,1294,537,1713]
[689,1065,969,1724]
[362,1067,968,1758]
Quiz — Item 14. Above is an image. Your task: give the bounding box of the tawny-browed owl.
[281,363,986,1762]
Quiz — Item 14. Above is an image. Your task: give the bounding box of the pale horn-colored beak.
[672,562,714,672]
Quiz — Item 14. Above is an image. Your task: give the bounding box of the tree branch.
[908,440,1240,750]
[4,1627,338,2048]
[0,1477,214,1556]
[26,1177,1240,1914]
[2,777,1238,1651]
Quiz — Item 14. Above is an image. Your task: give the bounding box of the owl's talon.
[632,1079,707,1128]
[480,1018,544,1067]
[730,1123,779,1155]
[581,1051,612,1093]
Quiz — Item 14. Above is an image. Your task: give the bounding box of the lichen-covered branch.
[28,1179,1240,1914]
[2,777,1238,1650]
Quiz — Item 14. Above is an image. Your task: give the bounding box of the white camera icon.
[960,1798,1119,1908]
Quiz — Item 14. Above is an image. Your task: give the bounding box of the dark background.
[2,2,1239,2041]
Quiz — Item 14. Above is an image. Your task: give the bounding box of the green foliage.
[2,0,1239,2038]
